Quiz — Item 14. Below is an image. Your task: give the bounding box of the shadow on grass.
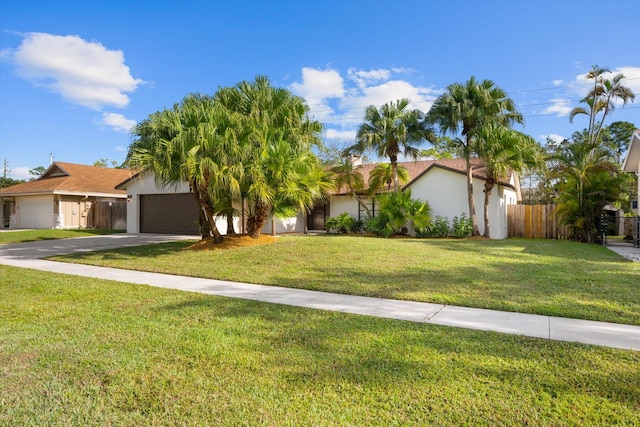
[156,294,640,409]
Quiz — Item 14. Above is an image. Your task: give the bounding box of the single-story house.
[118,157,520,239]
[323,158,519,239]
[0,162,133,229]
[622,129,640,215]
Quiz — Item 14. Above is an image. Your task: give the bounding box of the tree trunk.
[483,179,494,238]
[246,200,270,239]
[271,217,276,236]
[465,156,480,236]
[192,183,224,243]
[226,213,236,235]
[390,154,399,193]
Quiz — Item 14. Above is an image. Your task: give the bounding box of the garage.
[140,193,200,235]
[17,195,54,229]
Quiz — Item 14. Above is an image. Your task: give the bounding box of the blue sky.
[1,0,639,179]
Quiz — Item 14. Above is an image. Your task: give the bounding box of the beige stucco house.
[0,162,132,229]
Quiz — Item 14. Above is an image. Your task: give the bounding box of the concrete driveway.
[0,233,196,260]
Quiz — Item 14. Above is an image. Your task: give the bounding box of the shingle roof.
[332,158,513,195]
[0,162,133,197]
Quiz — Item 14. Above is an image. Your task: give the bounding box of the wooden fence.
[89,200,127,230]
[507,204,569,239]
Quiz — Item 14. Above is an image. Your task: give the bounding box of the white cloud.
[7,166,32,180]
[115,145,127,152]
[540,134,566,144]
[324,128,356,141]
[552,80,564,86]
[291,66,437,134]
[99,113,137,133]
[541,98,573,117]
[572,66,640,105]
[9,32,144,110]
[290,67,344,122]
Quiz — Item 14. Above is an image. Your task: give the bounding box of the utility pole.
[3,159,7,178]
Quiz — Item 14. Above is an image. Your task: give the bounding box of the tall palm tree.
[350,99,433,193]
[427,77,524,236]
[475,123,543,238]
[570,65,636,145]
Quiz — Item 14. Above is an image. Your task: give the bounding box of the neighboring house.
[622,130,640,215]
[119,158,519,239]
[0,162,132,229]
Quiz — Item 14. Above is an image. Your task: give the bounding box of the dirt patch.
[186,234,278,251]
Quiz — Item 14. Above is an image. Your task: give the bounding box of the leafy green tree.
[601,121,636,163]
[419,136,464,159]
[350,99,433,193]
[427,77,523,236]
[29,166,46,179]
[475,123,544,237]
[0,177,24,188]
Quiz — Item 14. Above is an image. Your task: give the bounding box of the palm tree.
[551,142,624,242]
[127,94,242,243]
[350,99,433,193]
[570,65,636,145]
[215,76,329,238]
[330,156,371,218]
[475,123,543,238]
[367,163,409,194]
[427,77,524,236]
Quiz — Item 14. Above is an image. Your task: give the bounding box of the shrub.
[420,215,450,238]
[366,191,432,237]
[325,212,356,234]
[451,213,473,238]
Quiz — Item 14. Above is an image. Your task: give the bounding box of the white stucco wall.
[123,173,303,235]
[324,167,517,239]
[330,195,362,219]
[409,167,515,239]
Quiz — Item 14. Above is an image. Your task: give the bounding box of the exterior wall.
[329,195,362,219]
[325,168,516,239]
[124,173,303,235]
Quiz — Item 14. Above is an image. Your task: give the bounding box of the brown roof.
[332,158,513,195]
[0,162,134,197]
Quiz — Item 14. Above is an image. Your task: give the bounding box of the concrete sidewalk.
[1,234,639,351]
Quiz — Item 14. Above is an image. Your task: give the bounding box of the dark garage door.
[140,194,200,235]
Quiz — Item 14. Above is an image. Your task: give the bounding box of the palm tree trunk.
[226,214,236,235]
[390,155,399,193]
[192,184,224,243]
[483,179,494,238]
[247,200,270,239]
[465,156,480,236]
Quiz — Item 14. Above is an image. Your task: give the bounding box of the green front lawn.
[1,266,638,425]
[53,235,640,325]
[0,229,124,244]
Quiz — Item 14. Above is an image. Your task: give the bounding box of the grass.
[0,229,124,244]
[53,235,640,325]
[1,265,638,426]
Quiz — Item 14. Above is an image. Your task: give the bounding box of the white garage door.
[17,196,54,229]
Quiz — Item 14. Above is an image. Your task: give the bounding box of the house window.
[359,198,377,220]
[633,200,638,210]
